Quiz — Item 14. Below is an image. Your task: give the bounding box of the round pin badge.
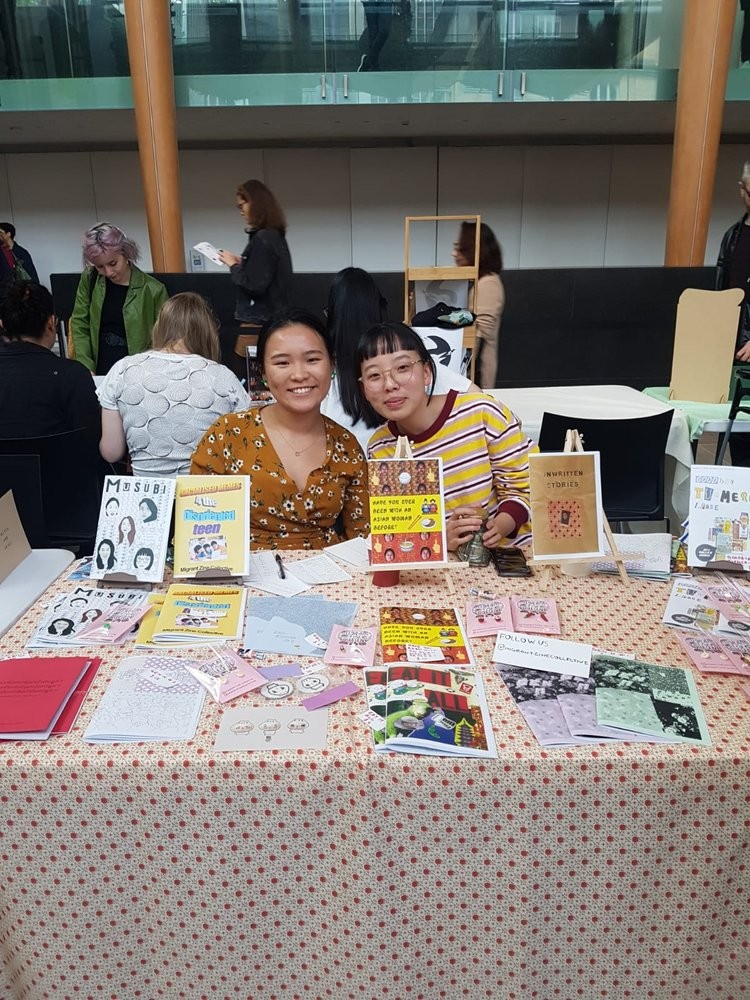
[295,674,329,694]
[259,680,295,700]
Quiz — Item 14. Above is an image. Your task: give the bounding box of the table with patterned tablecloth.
[0,558,749,1000]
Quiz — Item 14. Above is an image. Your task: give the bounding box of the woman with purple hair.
[70,222,168,375]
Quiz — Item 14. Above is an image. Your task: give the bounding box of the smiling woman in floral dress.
[190,308,370,550]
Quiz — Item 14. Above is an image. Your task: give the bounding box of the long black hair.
[326,268,388,424]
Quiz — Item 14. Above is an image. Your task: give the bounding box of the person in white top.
[97,292,250,476]
[321,267,475,451]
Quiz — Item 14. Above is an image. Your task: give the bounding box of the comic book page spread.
[92,476,175,583]
[529,451,606,561]
[688,465,750,570]
[362,663,496,758]
[367,457,448,569]
[379,606,474,667]
[174,476,250,579]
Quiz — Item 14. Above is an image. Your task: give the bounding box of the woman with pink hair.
[70,222,168,374]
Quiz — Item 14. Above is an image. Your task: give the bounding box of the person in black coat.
[218,178,293,327]
[0,281,100,452]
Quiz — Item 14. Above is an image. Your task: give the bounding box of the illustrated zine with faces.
[93,476,176,584]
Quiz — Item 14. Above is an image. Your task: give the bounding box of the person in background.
[217,179,293,376]
[356,322,533,552]
[0,222,39,284]
[98,292,249,477]
[716,160,750,464]
[70,222,168,375]
[323,266,478,450]
[452,220,505,391]
[0,281,100,452]
[191,308,369,550]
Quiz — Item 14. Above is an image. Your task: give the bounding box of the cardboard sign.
[528,451,606,561]
[669,288,744,404]
[0,491,31,584]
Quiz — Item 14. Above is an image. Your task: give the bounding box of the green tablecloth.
[643,385,750,440]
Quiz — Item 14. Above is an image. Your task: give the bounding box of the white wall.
[1,143,747,287]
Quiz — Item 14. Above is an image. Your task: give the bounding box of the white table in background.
[486,384,693,524]
[0,549,74,638]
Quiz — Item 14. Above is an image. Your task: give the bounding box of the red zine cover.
[52,658,103,735]
[0,657,92,736]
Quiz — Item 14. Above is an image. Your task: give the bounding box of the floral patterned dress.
[190,407,370,550]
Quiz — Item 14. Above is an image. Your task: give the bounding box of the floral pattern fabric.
[190,407,370,550]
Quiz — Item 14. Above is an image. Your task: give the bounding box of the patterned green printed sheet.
[592,653,711,745]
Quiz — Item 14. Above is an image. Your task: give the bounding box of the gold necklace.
[268,415,324,457]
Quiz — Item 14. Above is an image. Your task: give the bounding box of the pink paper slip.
[302,681,360,711]
[510,596,561,635]
[465,597,513,638]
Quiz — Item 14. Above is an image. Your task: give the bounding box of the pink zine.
[323,625,377,667]
[465,597,513,638]
[510,596,561,635]
[183,649,266,703]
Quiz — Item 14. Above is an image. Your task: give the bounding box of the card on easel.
[528,451,606,562]
[367,456,448,569]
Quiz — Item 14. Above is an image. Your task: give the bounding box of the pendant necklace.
[271,419,323,457]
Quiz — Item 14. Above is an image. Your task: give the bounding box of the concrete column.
[664,0,737,266]
[123,0,185,271]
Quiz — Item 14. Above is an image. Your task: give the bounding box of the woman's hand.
[218,250,241,267]
[483,511,516,549]
[446,506,485,552]
[736,342,750,363]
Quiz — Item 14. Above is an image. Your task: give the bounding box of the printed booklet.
[92,476,175,583]
[363,663,496,758]
[152,585,247,645]
[379,606,474,667]
[174,475,250,579]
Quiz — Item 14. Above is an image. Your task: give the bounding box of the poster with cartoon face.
[367,458,448,569]
[93,476,176,584]
[528,452,606,561]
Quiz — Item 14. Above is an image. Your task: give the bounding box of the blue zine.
[244,597,359,657]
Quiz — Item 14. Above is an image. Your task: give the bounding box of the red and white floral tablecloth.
[1,561,749,1000]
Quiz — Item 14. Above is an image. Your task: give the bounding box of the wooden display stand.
[404,215,481,382]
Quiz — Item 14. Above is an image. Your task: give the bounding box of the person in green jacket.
[70,222,168,375]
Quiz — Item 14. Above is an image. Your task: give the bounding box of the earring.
[261,376,268,387]
[331,370,336,380]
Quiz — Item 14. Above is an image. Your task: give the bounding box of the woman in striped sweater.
[357,322,534,552]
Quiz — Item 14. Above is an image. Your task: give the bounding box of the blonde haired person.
[98,292,250,477]
[70,222,168,374]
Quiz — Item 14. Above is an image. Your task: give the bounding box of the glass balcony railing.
[1,0,746,112]
[0,0,132,110]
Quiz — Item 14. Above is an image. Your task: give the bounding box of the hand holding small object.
[218,249,241,267]
[446,506,484,551]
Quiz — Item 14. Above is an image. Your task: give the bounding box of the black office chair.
[0,464,52,548]
[0,428,104,555]
[715,371,750,465]
[538,409,674,532]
